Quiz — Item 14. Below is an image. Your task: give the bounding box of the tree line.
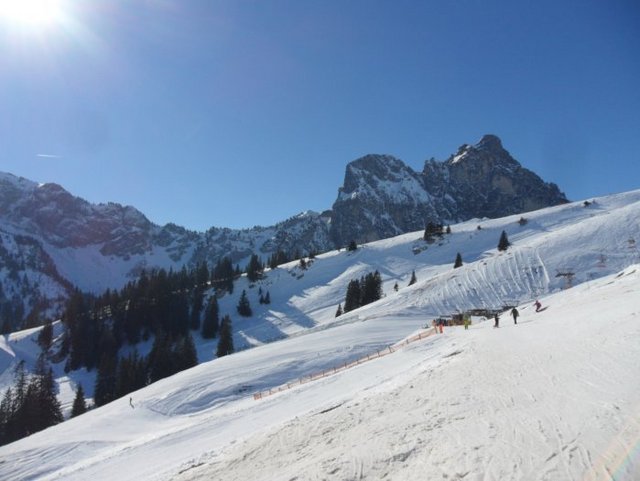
[0,358,62,446]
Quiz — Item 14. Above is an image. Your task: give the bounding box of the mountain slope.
[181,266,639,481]
[1,190,638,405]
[1,267,638,480]
[0,135,567,329]
[0,190,639,480]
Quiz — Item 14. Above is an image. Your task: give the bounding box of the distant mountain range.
[0,134,567,329]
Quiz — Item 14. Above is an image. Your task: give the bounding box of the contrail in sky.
[36,154,62,158]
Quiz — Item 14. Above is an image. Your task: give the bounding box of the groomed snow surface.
[1,191,640,480]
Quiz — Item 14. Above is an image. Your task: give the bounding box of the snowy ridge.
[0,189,639,480]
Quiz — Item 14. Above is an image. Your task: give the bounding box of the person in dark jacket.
[511,307,519,324]
[493,313,499,328]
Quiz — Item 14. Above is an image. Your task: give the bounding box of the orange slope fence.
[253,327,438,400]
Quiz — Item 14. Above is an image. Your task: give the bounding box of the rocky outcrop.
[330,135,568,246]
[426,134,567,220]
[330,155,437,247]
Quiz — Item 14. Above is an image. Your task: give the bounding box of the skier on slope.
[493,313,499,328]
[511,307,519,324]
[534,300,542,312]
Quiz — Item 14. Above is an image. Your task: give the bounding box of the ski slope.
[0,190,639,480]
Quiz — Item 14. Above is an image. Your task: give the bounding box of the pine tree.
[408,270,417,286]
[423,222,444,242]
[372,271,383,301]
[497,230,511,251]
[393,282,399,292]
[201,296,219,339]
[263,291,271,304]
[361,271,382,305]
[94,352,118,407]
[116,351,147,398]
[216,315,234,357]
[190,287,204,331]
[446,225,451,234]
[70,384,87,418]
[25,356,63,434]
[147,331,173,383]
[268,250,289,269]
[246,254,264,282]
[196,261,210,286]
[335,304,343,317]
[1,318,11,335]
[236,290,252,317]
[347,240,358,251]
[0,387,14,445]
[37,319,53,351]
[64,289,90,371]
[343,279,361,312]
[212,256,235,293]
[175,334,198,371]
[454,252,463,268]
[11,361,28,430]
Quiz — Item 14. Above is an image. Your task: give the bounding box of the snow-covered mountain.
[0,171,333,328]
[0,189,638,480]
[0,135,566,329]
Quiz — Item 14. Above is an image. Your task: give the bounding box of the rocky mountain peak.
[477,134,503,150]
[333,135,568,246]
[447,134,518,169]
[428,135,567,220]
[331,154,436,246]
[341,154,409,193]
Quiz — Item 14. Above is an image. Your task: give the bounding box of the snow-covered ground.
[0,191,639,480]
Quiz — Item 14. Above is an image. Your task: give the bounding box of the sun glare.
[0,0,65,28]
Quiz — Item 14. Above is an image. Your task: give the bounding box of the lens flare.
[0,0,65,27]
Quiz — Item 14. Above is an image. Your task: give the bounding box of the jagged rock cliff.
[330,154,438,246]
[330,135,567,246]
[424,134,567,220]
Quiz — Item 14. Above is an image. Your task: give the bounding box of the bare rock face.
[330,154,437,247]
[331,135,568,246]
[427,134,567,219]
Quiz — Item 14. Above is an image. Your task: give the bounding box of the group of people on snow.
[430,299,543,333]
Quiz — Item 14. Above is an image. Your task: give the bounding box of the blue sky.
[1,0,638,231]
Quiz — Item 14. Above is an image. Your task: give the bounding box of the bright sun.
[0,0,65,28]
